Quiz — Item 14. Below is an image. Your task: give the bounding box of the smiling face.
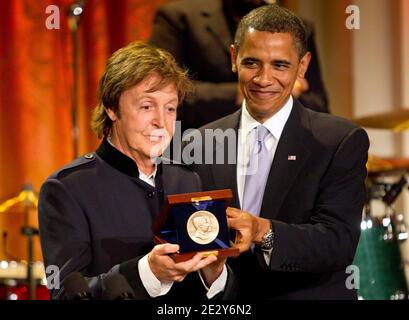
[106,73,178,170]
[231,30,310,123]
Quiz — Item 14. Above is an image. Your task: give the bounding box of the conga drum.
[0,260,49,300]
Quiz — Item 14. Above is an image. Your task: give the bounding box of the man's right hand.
[227,207,271,253]
[148,243,218,282]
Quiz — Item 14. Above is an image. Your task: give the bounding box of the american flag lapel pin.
[288,155,297,161]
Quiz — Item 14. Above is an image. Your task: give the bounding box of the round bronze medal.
[187,210,219,245]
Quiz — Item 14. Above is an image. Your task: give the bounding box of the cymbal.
[0,189,38,213]
[367,155,409,176]
[353,109,409,131]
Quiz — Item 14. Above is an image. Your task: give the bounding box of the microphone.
[66,1,87,31]
[103,274,135,300]
[67,0,87,16]
[63,272,93,300]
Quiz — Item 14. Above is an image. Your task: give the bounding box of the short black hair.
[234,4,308,59]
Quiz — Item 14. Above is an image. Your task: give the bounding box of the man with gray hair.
[39,41,234,300]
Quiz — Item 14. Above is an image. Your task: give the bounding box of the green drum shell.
[353,222,408,300]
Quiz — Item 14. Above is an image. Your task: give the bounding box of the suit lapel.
[210,110,242,208]
[201,1,232,58]
[206,102,312,214]
[261,101,311,219]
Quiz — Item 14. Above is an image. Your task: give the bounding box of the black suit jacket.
[149,0,329,131]
[38,140,235,300]
[187,100,369,299]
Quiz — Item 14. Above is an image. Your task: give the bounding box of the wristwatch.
[260,220,275,251]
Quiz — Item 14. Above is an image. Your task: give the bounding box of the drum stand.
[0,183,39,300]
[21,226,38,300]
[20,184,39,300]
[382,175,409,241]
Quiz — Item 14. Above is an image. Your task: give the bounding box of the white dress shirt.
[236,97,293,264]
[104,136,228,298]
[137,164,227,298]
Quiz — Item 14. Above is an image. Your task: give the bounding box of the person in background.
[149,0,329,132]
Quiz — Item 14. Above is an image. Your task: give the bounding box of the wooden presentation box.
[152,189,239,262]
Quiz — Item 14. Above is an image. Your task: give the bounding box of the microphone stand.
[67,1,86,159]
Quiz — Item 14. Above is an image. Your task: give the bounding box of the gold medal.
[187,210,219,245]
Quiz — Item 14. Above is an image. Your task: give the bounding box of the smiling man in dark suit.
[185,4,369,299]
[149,0,329,132]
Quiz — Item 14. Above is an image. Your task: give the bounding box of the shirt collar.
[96,137,159,180]
[240,96,293,141]
[139,166,158,182]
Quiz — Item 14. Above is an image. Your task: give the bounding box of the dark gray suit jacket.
[38,139,235,300]
[187,100,369,299]
[149,0,329,131]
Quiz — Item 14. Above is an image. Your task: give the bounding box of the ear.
[105,108,117,121]
[230,44,238,73]
[297,51,311,79]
